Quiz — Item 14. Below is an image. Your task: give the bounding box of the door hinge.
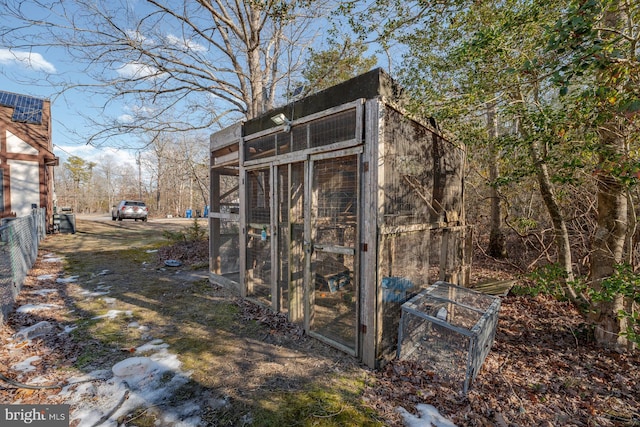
[361,243,368,252]
[363,161,369,172]
[361,324,367,334]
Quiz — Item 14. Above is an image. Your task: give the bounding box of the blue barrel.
[186,209,192,218]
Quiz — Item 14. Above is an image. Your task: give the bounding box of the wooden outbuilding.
[208,68,471,368]
[0,91,57,223]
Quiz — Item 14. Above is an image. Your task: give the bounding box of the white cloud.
[125,29,154,47]
[166,34,206,52]
[0,49,56,73]
[118,104,156,123]
[130,105,156,115]
[117,62,158,79]
[118,114,134,123]
[54,145,136,167]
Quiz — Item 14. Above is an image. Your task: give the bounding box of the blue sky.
[0,0,171,168]
[0,1,213,167]
[0,1,388,169]
[0,45,139,167]
[0,0,141,164]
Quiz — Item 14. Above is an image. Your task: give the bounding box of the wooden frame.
[209,69,470,369]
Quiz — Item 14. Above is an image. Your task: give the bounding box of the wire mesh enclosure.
[397,281,501,394]
[375,104,471,363]
[210,68,472,368]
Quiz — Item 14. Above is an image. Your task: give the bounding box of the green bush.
[163,218,207,242]
[514,263,570,298]
[517,263,640,347]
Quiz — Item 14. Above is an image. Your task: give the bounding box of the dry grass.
[0,216,380,426]
[1,216,638,426]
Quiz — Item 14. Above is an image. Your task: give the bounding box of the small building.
[0,91,58,222]
[208,69,471,368]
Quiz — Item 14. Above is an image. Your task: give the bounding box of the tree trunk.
[486,102,507,258]
[589,122,630,350]
[529,138,576,291]
[247,6,264,119]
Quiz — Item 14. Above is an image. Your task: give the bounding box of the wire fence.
[0,208,47,326]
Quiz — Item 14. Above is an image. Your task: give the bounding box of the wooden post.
[210,169,221,275]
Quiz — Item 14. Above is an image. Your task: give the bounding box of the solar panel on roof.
[0,91,18,108]
[13,96,44,124]
[0,90,44,125]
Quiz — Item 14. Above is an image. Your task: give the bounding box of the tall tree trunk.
[589,122,630,350]
[529,138,577,292]
[625,190,636,266]
[486,102,507,258]
[587,5,633,351]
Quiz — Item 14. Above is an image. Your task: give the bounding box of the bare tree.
[0,0,330,147]
[139,130,208,217]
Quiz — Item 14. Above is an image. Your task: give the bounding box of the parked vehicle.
[112,200,148,221]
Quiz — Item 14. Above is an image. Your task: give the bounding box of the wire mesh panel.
[244,131,294,161]
[0,210,45,326]
[277,165,290,313]
[311,155,358,351]
[397,281,501,394]
[246,168,272,306]
[291,126,308,152]
[382,107,436,226]
[210,169,240,280]
[245,134,275,161]
[432,133,465,222]
[379,230,432,358]
[288,163,305,322]
[309,109,357,148]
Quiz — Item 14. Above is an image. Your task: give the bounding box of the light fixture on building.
[271,113,291,132]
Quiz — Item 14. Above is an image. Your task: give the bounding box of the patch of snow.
[11,355,41,373]
[80,290,110,297]
[14,321,54,341]
[92,310,133,320]
[112,356,158,378]
[209,395,230,410]
[62,325,78,334]
[397,404,457,427]
[43,256,63,263]
[16,304,61,313]
[21,256,206,426]
[146,249,158,253]
[36,274,56,281]
[136,339,170,354]
[59,371,112,396]
[102,297,117,305]
[30,375,56,385]
[56,275,80,283]
[61,349,199,427]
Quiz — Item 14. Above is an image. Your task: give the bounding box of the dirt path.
[0,216,380,426]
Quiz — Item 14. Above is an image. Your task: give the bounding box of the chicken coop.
[208,68,471,368]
